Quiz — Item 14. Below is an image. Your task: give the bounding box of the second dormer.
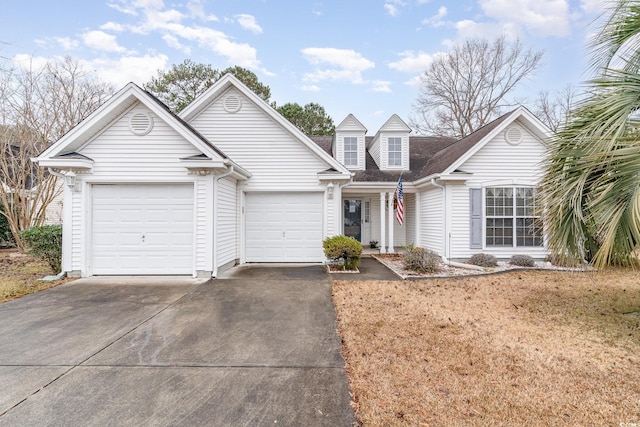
[333,114,367,170]
[368,114,411,171]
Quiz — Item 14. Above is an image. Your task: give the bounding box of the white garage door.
[92,184,193,275]
[245,192,324,262]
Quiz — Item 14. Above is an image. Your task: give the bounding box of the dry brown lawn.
[0,249,70,302]
[332,270,640,426]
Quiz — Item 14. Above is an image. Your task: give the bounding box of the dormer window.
[344,137,358,167]
[388,137,402,167]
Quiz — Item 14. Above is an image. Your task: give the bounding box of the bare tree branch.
[410,36,543,138]
[0,56,113,249]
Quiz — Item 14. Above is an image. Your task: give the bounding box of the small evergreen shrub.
[403,247,441,273]
[509,254,535,267]
[21,225,62,273]
[323,234,362,270]
[468,253,498,267]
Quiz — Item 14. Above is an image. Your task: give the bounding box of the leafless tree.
[533,85,579,132]
[0,56,113,249]
[410,36,543,138]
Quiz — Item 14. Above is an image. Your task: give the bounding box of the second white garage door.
[245,192,324,262]
[92,184,194,275]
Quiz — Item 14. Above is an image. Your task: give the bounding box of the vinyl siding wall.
[217,176,238,267]
[72,103,209,275]
[419,187,444,255]
[448,122,548,260]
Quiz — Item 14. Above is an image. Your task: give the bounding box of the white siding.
[189,88,330,192]
[69,104,207,276]
[405,193,416,246]
[71,190,83,273]
[217,176,238,267]
[195,176,209,271]
[369,138,381,169]
[43,179,63,225]
[448,122,548,260]
[80,105,200,177]
[419,187,443,254]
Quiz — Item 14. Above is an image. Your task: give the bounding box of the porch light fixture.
[64,171,76,189]
[327,183,334,200]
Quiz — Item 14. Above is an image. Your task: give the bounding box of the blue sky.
[1,0,605,132]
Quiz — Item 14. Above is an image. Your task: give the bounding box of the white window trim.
[386,136,403,168]
[343,136,358,167]
[484,186,542,249]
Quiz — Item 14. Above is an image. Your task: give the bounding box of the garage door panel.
[92,184,194,275]
[245,192,323,262]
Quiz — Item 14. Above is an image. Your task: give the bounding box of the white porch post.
[387,191,394,253]
[379,192,386,254]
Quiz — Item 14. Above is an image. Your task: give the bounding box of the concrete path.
[0,267,354,426]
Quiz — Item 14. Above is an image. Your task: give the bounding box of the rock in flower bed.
[373,253,587,279]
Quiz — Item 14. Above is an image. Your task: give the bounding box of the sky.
[1,0,607,133]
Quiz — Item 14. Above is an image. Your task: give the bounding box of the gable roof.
[422,106,551,177]
[35,83,228,164]
[310,106,552,184]
[179,74,351,176]
[335,114,367,132]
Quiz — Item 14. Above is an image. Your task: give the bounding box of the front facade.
[35,75,551,277]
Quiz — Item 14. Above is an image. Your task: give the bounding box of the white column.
[379,192,386,254]
[387,191,394,253]
[61,183,73,273]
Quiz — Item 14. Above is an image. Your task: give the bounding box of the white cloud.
[302,48,374,73]
[11,54,51,72]
[404,75,423,88]
[384,0,405,16]
[162,34,191,54]
[580,0,606,14]
[55,37,80,50]
[82,30,128,53]
[450,19,516,42]
[235,14,263,34]
[84,53,169,87]
[385,4,400,16]
[388,50,433,73]
[187,0,218,21]
[371,80,392,93]
[479,0,571,37]
[301,84,321,92]
[100,22,125,32]
[422,6,447,27]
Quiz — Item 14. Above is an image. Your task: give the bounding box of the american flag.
[395,175,404,225]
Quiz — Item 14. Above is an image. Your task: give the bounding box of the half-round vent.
[505,125,523,145]
[223,94,242,113]
[129,112,153,136]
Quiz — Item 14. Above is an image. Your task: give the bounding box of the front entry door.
[343,199,362,242]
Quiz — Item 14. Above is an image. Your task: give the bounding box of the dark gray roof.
[309,110,516,183]
[309,135,456,182]
[420,110,514,177]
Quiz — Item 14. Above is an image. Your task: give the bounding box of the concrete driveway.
[0,266,355,426]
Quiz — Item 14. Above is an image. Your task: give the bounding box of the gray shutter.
[469,188,482,249]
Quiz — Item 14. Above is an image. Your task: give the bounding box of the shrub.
[403,247,441,273]
[21,225,62,273]
[0,210,15,247]
[509,254,535,267]
[468,253,498,267]
[323,235,362,270]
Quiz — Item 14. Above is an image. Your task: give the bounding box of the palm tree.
[541,0,640,268]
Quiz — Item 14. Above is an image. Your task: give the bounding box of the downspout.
[431,178,449,264]
[212,163,235,278]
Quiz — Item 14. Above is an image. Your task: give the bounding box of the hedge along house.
[34,75,551,277]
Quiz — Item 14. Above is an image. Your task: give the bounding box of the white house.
[34,75,551,278]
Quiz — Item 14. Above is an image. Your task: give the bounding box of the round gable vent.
[223,94,242,113]
[129,112,153,136]
[505,125,523,145]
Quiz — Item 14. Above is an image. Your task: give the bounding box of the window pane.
[516,217,543,247]
[344,137,358,166]
[388,137,402,166]
[486,218,513,246]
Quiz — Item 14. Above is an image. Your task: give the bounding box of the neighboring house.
[34,75,551,278]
